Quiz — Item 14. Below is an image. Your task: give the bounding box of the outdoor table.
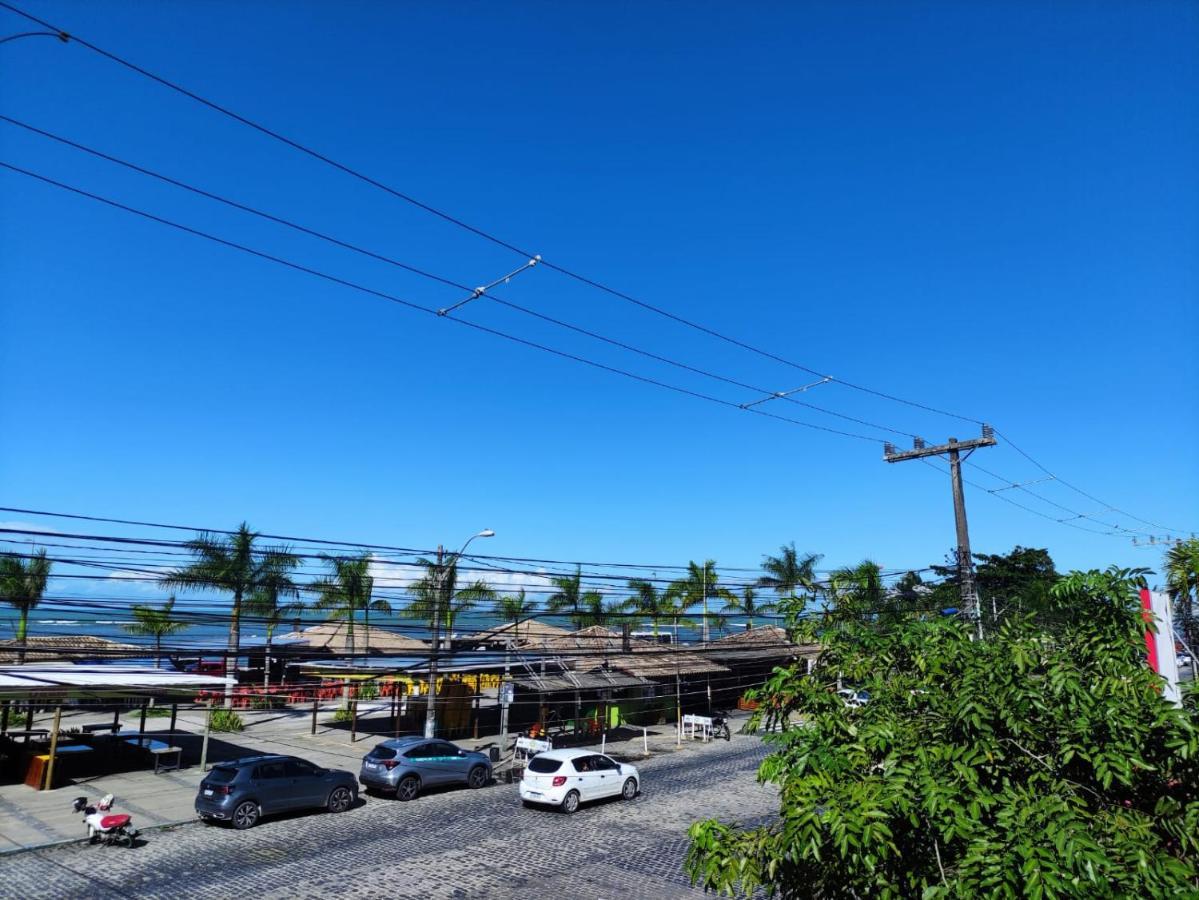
[81,722,122,733]
[123,736,182,774]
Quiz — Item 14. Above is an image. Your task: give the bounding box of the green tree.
[406,557,494,639]
[245,548,303,688]
[547,565,605,632]
[1165,538,1199,646]
[313,553,391,657]
[0,549,51,664]
[722,585,777,631]
[494,589,535,643]
[685,565,1199,897]
[122,597,191,668]
[669,560,735,641]
[758,543,822,605]
[931,546,1059,629]
[624,577,672,637]
[161,523,294,706]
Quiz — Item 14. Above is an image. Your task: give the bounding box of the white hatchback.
[518,749,640,813]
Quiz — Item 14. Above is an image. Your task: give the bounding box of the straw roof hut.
[467,618,574,648]
[707,625,819,663]
[537,625,657,653]
[0,635,141,664]
[281,622,428,655]
[571,644,729,679]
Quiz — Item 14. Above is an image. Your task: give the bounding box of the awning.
[0,664,228,699]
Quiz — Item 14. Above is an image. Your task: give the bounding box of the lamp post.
[424,529,494,738]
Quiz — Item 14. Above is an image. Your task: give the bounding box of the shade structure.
[280,622,429,655]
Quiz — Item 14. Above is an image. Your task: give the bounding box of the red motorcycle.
[72,794,139,847]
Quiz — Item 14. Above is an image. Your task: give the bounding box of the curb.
[0,816,199,857]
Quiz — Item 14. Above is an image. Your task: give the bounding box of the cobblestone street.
[4,736,777,899]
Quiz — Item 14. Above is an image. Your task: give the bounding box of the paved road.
[4,737,776,899]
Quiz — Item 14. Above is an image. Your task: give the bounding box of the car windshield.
[527,757,562,773]
[367,745,398,760]
[207,766,237,784]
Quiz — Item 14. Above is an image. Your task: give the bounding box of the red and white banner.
[1141,588,1182,707]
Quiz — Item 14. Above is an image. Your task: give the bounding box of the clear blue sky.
[1,1,1196,582]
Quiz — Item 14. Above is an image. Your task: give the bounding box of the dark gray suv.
[195,755,357,829]
[359,737,491,800]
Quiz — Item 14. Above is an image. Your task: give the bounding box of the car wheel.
[621,777,638,800]
[521,800,536,809]
[231,800,260,830]
[327,786,353,813]
[560,790,580,814]
[396,775,421,801]
[467,765,488,789]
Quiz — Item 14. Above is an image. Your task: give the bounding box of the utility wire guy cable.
[1,0,1188,535]
[0,159,888,445]
[0,115,918,442]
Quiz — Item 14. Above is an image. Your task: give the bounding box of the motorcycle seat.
[99,814,130,829]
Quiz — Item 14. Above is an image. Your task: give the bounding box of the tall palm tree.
[405,557,494,644]
[827,559,885,616]
[624,578,671,637]
[0,549,51,664]
[122,597,190,668]
[313,553,390,658]
[758,543,822,606]
[160,523,292,706]
[722,585,777,631]
[547,565,605,631]
[669,560,735,642]
[245,549,303,688]
[1165,538,1199,644]
[494,589,535,644]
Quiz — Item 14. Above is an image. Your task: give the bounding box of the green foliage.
[1165,538,1199,645]
[931,546,1060,630]
[406,556,495,635]
[314,553,390,655]
[356,680,379,701]
[209,708,244,733]
[547,565,606,631]
[0,548,51,661]
[332,707,354,724]
[686,565,1199,898]
[668,560,736,636]
[122,597,190,667]
[758,543,822,603]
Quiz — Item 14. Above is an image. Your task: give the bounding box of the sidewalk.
[0,705,751,852]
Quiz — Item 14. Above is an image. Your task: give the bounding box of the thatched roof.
[572,646,729,679]
[468,619,574,647]
[706,625,819,662]
[0,635,141,664]
[281,623,428,655]
[537,625,658,653]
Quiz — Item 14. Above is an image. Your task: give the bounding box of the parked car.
[195,755,357,829]
[359,736,491,800]
[519,748,639,814]
[1178,653,1192,668]
[837,688,870,708]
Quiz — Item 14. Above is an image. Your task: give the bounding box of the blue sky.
[1,1,1196,584]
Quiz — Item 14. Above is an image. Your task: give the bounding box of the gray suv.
[359,736,491,800]
[195,755,357,829]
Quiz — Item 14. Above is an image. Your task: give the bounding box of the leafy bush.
[209,709,244,733]
[356,680,379,701]
[332,707,354,724]
[143,706,173,718]
[687,567,1199,897]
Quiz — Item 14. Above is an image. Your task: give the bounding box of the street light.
[424,529,494,738]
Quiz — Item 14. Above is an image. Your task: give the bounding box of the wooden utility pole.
[885,426,996,638]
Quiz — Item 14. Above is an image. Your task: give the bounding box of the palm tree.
[494,589,535,643]
[547,565,605,631]
[245,549,303,688]
[758,543,822,606]
[160,523,293,706]
[669,560,735,642]
[722,585,777,631]
[827,560,885,617]
[1165,539,1199,645]
[0,549,51,664]
[624,578,672,637]
[405,557,495,644]
[122,597,190,668]
[313,553,390,658]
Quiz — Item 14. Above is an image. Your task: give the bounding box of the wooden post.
[351,700,358,743]
[111,708,120,733]
[169,702,178,739]
[311,696,318,736]
[139,700,148,736]
[0,699,9,735]
[472,674,481,740]
[43,706,62,790]
[24,703,34,744]
[390,686,398,736]
[199,700,213,772]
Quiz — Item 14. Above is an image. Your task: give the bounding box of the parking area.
[2,734,776,899]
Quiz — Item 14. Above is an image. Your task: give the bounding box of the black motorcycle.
[710,711,732,741]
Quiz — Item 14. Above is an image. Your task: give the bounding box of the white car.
[518,749,639,813]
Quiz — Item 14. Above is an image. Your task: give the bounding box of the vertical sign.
[1142,588,1182,707]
